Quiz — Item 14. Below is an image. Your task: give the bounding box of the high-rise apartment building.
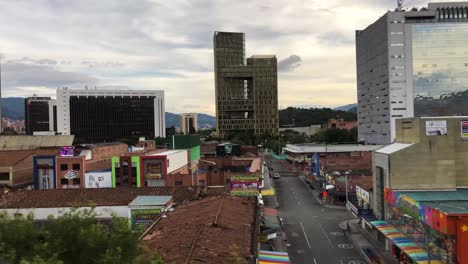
[56,88,165,143]
[356,2,468,145]
[213,31,279,139]
[24,97,57,135]
[180,113,198,134]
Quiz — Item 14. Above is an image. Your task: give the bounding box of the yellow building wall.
[389,117,468,190]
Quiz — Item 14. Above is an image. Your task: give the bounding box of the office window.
[60,164,68,171]
[0,172,9,181]
[72,164,81,170]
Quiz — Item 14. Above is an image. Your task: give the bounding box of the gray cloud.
[278,55,302,72]
[317,31,354,46]
[2,62,97,92]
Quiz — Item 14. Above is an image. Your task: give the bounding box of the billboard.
[425,120,447,136]
[60,146,76,157]
[461,121,468,140]
[85,171,112,188]
[130,208,162,227]
[230,175,259,196]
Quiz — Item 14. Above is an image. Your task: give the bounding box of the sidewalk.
[301,176,346,210]
[341,219,398,264]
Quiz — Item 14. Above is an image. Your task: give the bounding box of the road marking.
[299,222,311,249]
[319,223,333,247]
[313,258,318,264]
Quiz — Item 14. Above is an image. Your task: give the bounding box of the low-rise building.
[34,143,129,189]
[279,125,322,136]
[0,148,62,188]
[140,195,255,264]
[327,118,357,130]
[0,186,200,221]
[283,143,382,173]
[369,117,468,263]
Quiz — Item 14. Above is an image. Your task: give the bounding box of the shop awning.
[258,250,290,264]
[261,188,276,196]
[370,221,442,264]
[263,215,281,229]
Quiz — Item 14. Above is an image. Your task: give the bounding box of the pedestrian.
[323,190,328,204]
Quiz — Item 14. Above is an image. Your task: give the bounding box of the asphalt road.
[271,159,365,264]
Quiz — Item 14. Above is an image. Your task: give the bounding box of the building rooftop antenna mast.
[397,0,403,11]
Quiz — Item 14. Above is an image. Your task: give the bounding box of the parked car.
[273,173,280,179]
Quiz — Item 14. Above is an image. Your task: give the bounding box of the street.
[271,159,365,264]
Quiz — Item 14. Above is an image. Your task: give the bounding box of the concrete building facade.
[213,31,279,138]
[56,88,165,143]
[356,2,468,145]
[179,113,198,134]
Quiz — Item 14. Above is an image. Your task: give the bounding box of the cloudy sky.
[0,0,453,114]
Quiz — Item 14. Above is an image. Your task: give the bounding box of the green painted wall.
[132,156,141,187]
[190,146,201,162]
[111,156,119,188]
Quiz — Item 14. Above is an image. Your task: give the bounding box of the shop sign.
[145,161,163,179]
[64,170,78,180]
[356,186,370,204]
[461,121,468,140]
[131,208,162,227]
[258,235,267,242]
[231,175,259,197]
[425,120,447,136]
[396,195,420,220]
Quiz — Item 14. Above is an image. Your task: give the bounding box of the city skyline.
[0,0,457,115]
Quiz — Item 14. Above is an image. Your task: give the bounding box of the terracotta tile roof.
[142,195,255,264]
[0,186,200,209]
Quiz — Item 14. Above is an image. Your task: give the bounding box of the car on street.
[273,173,280,179]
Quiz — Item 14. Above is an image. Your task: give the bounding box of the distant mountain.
[1,97,217,128]
[334,103,357,112]
[1,97,24,120]
[348,106,357,114]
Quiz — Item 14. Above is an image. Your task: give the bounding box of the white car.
[273,173,280,179]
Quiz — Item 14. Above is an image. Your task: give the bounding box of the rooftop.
[141,195,255,264]
[128,196,173,207]
[250,55,276,59]
[0,135,74,151]
[0,187,200,209]
[375,143,414,155]
[0,148,61,167]
[151,149,187,156]
[422,201,468,214]
[284,144,383,153]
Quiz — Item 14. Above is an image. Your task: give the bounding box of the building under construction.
[213,31,279,139]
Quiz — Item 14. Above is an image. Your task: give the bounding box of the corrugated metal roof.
[375,143,414,154]
[422,201,468,214]
[0,135,74,151]
[400,189,468,202]
[284,144,383,153]
[128,196,172,206]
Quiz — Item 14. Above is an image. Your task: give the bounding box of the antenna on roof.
[397,0,403,11]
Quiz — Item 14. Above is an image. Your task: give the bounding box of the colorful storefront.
[375,188,468,264]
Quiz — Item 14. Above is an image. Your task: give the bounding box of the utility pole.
[346,172,350,230]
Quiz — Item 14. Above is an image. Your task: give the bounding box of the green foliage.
[279,107,357,127]
[0,209,164,264]
[311,127,358,144]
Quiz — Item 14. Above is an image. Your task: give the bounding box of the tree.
[0,209,164,264]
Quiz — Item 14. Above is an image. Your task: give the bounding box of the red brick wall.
[319,151,372,172]
[56,157,85,188]
[327,118,357,130]
[85,144,128,172]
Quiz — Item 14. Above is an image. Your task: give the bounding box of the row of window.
[60,163,81,171]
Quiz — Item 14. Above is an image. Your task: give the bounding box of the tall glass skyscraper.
[411,23,468,116]
[356,2,468,145]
